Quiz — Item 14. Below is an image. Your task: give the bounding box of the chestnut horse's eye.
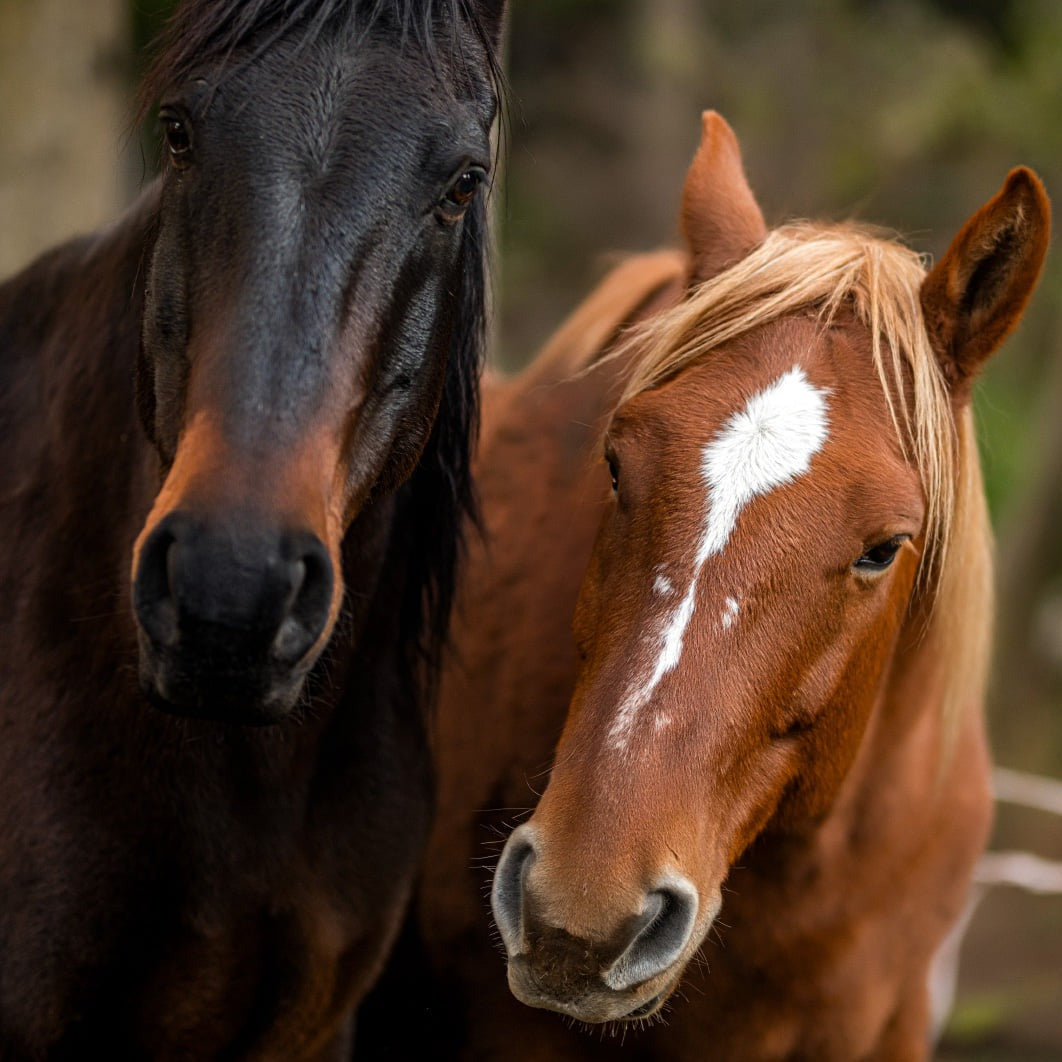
[854,535,909,574]
[605,454,619,493]
[161,114,193,167]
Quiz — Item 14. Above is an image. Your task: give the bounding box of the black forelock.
[136,0,504,120]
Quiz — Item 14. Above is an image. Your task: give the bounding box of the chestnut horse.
[0,0,504,1056]
[365,113,1049,1059]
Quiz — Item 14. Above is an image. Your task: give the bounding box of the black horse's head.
[131,0,505,724]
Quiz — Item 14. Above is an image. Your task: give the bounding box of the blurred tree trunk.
[0,0,130,279]
[629,0,705,242]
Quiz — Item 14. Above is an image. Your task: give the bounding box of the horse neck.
[0,182,159,455]
[0,186,160,651]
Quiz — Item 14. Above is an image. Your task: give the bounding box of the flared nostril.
[133,523,180,648]
[270,533,334,664]
[604,878,699,991]
[134,513,334,665]
[491,826,539,957]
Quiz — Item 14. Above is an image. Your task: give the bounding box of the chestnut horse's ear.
[920,167,1050,402]
[681,111,768,285]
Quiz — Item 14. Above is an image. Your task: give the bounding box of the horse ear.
[472,0,507,51]
[920,167,1050,402]
[681,111,768,285]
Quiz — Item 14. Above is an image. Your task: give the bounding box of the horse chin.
[136,639,311,726]
[505,957,679,1025]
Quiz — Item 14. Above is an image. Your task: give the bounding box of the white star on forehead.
[608,366,829,749]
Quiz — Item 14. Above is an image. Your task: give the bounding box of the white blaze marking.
[608,367,829,748]
[721,596,740,630]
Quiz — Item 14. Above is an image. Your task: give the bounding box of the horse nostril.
[134,514,334,664]
[133,523,180,648]
[604,879,699,991]
[491,826,538,957]
[270,532,334,664]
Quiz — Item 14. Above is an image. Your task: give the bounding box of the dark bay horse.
[0,0,504,1056]
[381,113,1049,1059]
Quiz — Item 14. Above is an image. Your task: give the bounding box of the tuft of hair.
[603,222,993,746]
[136,0,503,120]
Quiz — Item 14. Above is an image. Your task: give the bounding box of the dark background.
[1,1,1059,1056]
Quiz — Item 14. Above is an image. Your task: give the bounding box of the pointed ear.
[471,0,507,52]
[681,111,768,285]
[920,167,1050,402]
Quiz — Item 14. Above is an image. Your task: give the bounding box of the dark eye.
[161,114,192,166]
[438,168,485,219]
[853,535,909,574]
[605,453,619,493]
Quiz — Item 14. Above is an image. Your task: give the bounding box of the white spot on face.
[698,366,831,561]
[654,574,674,597]
[609,367,829,749]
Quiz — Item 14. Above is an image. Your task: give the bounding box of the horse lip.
[136,633,308,725]
[142,684,295,726]
[619,984,672,1020]
[506,955,676,1025]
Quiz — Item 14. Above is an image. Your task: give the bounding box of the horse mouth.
[506,956,678,1025]
[136,633,311,725]
[620,987,671,1020]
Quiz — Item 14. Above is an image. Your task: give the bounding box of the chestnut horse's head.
[130,1,504,723]
[491,113,1049,1022]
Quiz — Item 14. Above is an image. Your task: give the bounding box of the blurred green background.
[1,0,1059,1057]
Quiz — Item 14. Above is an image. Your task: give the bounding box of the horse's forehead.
[615,316,906,559]
[215,27,493,123]
[225,51,492,215]
[638,317,881,460]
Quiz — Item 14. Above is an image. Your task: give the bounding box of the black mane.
[138,0,502,115]
[395,187,488,705]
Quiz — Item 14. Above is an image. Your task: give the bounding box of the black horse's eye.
[162,115,193,166]
[447,171,481,206]
[438,168,485,219]
[605,453,619,493]
[854,535,909,574]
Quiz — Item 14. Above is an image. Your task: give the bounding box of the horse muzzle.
[132,510,336,724]
[504,952,680,1024]
[492,824,716,1024]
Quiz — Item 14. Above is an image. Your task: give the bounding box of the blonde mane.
[598,223,993,742]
